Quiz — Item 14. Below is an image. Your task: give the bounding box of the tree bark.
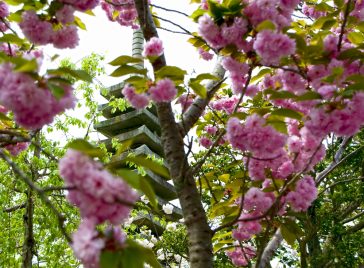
[133,1,214,267]
[22,188,34,268]
[255,229,283,268]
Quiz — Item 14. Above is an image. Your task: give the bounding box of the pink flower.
[286,175,317,212]
[149,78,177,102]
[56,5,75,24]
[0,1,9,18]
[19,11,54,45]
[198,48,214,61]
[204,125,218,135]
[4,142,29,156]
[199,136,213,148]
[72,219,105,267]
[253,30,296,65]
[121,84,149,109]
[60,0,100,11]
[53,26,79,49]
[0,64,76,129]
[59,149,139,224]
[143,37,164,57]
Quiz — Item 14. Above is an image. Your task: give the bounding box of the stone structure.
[95,29,182,235]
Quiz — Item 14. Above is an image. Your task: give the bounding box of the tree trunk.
[133,1,214,267]
[22,188,34,268]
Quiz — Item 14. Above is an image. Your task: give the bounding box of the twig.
[337,0,352,52]
[150,4,190,17]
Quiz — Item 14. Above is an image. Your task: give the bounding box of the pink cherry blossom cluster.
[59,150,136,267]
[60,0,100,12]
[227,114,287,157]
[72,219,127,267]
[226,245,256,267]
[198,15,248,50]
[122,78,177,109]
[19,10,79,48]
[0,1,9,32]
[232,213,262,241]
[177,93,195,113]
[4,142,29,156]
[101,0,138,28]
[286,175,318,212]
[198,125,220,148]
[198,47,214,61]
[211,95,240,114]
[143,37,164,57]
[222,57,249,94]
[59,149,138,225]
[244,0,299,30]
[0,63,76,130]
[253,30,296,66]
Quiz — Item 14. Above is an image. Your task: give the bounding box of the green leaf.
[67,139,105,158]
[347,32,364,45]
[47,83,65,100]
[124,155,170,179]
[124,240,162,268]
[195,73,219,81]
[281,225,297,247]
[14,59,38,72]
[256,20,276,32]
[338,48,364,61]
[271,108,303,120]
[155,66,186,82]
[48,67,93,82]
[265,90,296,100]
[110,65,147,77]
[109,55,143,66]
[295,91,322,101]
[189,81,207,98]
[0,34,24,46]
[74,16,87,30]
[251,68,271,83]
[100,251,122,268]
[115,169,158,209]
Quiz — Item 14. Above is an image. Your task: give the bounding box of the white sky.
[46,1,214,87]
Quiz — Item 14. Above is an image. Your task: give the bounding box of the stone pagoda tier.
[95,82,182,234]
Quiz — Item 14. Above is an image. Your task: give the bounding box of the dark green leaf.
[67,139,105,158]
[155,66,186,82]
[110,65,147,77]
[271,108,303,120]
[115,169,158,209]
[124,155,169,179]
[109,55,143,66]
[100,251,121,268]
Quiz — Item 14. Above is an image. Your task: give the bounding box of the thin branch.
[150,4,190,17]
[316,143,363,185]
[319,177,364,195]
[3,203,26,213]
[157,26,190,36]
[341,210,364,224]
[152,14,193,35]
[337,0,352,52]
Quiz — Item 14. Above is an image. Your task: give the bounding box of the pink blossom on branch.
[253,30,296,66]
[121,84,150,109]
[143,37,164,57]
[0,1,9,18]
[59,149,139,224]
[149,78,177,103]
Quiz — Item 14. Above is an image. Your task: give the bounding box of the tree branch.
[255,229,283,268]
[3,203,26,213]
[178,61,226,137]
